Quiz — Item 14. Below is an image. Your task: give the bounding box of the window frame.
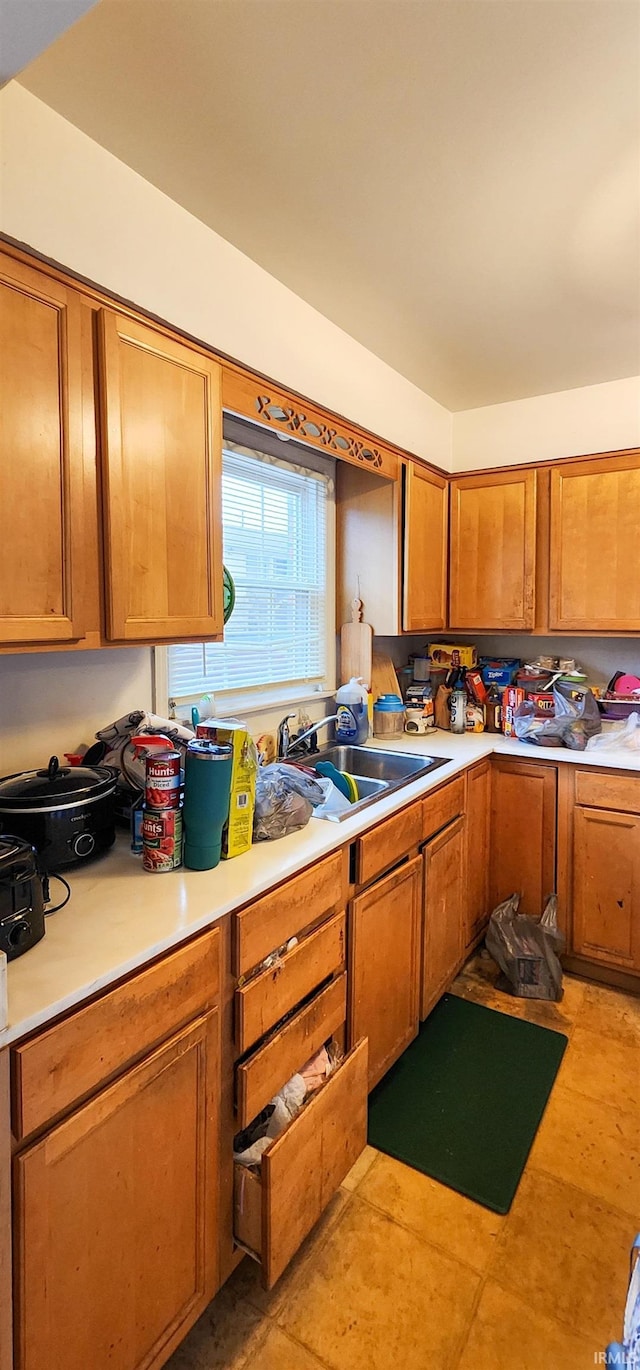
[154,428,336,720]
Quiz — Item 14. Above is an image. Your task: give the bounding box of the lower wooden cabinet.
[13,1012,220,1370]
[422,817,466,1019]
[572,806,640,971]
[465,760,491,947]
[490,759,557,917]
[349,857,422,1089]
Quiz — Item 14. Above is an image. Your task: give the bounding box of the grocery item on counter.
[486,685,503,733]
[480,658,520,688]
[502,686,525,738]
[465,701,485,733]
[142,806,183,872]
[429,642,478,668]
[196,720,258,859]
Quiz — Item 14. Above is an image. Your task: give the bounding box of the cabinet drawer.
[236,974,347,1129]
[575,770,640,815]
[235,912,346,1055]
[12,928,220,1140]
[423,776,465,842]
[355,801,423,887]
[233,850,344,977]
[234,1038,368,1287]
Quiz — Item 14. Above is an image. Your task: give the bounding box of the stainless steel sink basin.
[308,744,449,822]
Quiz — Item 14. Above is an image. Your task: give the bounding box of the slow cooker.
[0,756,118,871]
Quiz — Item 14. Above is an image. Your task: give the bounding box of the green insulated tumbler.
[183,740,233,871]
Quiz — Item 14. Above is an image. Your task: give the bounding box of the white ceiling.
[18,0,640,410]
[0,0,99,87]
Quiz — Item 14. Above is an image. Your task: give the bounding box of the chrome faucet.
[277,713,339,759]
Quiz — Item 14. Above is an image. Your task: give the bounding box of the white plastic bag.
[587,713,640,752]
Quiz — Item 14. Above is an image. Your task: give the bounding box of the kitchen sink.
[307,744,449,822]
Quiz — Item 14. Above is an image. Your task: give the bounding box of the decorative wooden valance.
[222,366,399,481]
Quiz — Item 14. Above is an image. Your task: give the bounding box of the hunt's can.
[142,805,183,872]
[144,750,181,810]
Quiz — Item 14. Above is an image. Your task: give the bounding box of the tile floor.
[168,953,640,1370]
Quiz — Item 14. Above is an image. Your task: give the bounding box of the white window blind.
[168,440,334,705]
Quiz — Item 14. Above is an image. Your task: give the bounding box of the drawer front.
[233,850,344,977]
[423,776,465,842]
[356,800,423,887]
[575,769,640,815]
[12,928,220,1141]
[235,912,346,1055]
[234,1037,368,1288]
[236,974,347,1129]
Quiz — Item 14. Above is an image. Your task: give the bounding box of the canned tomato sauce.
[142,806,183,871]
[144,750,181,810]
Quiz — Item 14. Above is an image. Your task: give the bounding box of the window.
[165,433,335,713]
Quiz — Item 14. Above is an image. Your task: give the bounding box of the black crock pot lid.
[0,755,117,806]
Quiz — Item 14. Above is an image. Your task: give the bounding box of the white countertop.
[3,729,638,1048]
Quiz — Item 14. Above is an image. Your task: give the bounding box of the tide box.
[481,658,521,688]
[502,686,525,737]
[195,719,258,859]
[429,642,477,669]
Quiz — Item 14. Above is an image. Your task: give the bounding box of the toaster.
[0,835,45,960]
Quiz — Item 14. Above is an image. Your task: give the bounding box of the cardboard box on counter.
[429,642,477,668]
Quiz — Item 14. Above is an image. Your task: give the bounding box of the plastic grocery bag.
[587,713,640,753]
[514,682,601,751]
[486,892,564,1001]
[253,763,325,840]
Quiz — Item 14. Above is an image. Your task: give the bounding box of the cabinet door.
[490,760,557,917]
[98,310,223,641]
[14,1013,219,1370]
[465,761,491,947]
[0,253,85,643]
[449,469,537,629]
[549,454,640,631]
[572,807,640,970]
[350,856,422,1089]
[403,462,448,632]
[422,816,466,1019]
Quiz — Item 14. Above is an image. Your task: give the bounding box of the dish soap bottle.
[335,678,369,745]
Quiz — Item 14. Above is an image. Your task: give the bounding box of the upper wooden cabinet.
[549,452,640,632]
[336,459,448,638]
[0,253,86,645]
[98,310,223,641]
[403,462,448,632]
[449,469,537,629]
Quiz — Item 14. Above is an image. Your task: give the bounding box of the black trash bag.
[485,892,564,1001]
[514,681,601,751]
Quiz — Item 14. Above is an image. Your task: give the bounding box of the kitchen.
[1,2,640,1369]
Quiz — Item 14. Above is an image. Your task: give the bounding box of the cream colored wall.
[0,650,153,774]
[452,375,640,471]
[0,82,452,469]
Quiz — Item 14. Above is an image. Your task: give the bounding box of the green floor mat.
[367,993,567,1214]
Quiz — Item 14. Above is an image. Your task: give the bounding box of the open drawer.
[234,1037,368,1288]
